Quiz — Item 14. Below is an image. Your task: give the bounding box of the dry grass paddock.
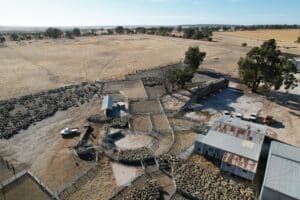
[0,31,299,100]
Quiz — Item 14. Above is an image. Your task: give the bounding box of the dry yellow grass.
[0,35,248,99]
[218,29,300,43]
[214,29,300,55]
[0,31,299,100]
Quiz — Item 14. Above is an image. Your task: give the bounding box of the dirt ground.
[189,153,220,173]
[0,175,51,200]
[145,85,166,99]
[168,118,200,132]
[0,98,101,191]
[130,114,152,133]
[110,162,143,187]
[151,114,171,132]
[115,134,153,150]
[130,100,162,114]
[103,80,148,100]
[67,157,117,200]
[1,30,298,100]
[169,131,198,155]
[161,91,190,112]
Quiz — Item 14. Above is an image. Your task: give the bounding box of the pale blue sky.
[0,0,299,26]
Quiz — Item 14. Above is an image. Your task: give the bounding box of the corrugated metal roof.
[196,116,265,161]
[222,152,258,173]
[102,95,113,110]
[214,116,267,138]
[263,141,300,200]
[197,130,262,161]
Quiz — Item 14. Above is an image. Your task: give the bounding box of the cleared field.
[0,31,299,100]
[0,34,248,100]
[0,30,300,99]
[217,29,300,43]
[214,29,300,56]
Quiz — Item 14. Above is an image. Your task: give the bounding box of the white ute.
[60,128,80,138]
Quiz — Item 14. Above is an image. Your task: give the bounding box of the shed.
[291,58,300,73]
[194,116,266,181]
[260,141,300,200]
[102,96,113,111]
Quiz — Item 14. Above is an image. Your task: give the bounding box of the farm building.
[101,95,128,119]
[290,58,300,72]
[102,95,113,117]
[194,116,266,181]
[260,141,300,200]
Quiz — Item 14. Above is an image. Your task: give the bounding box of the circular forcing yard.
[115,134,153,150]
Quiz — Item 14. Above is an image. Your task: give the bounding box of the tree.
[164,47,207,92]
[72,28,81,37]
[164,67,194,91]
[10,33,19,41]
[107,29,114,35]
[65,31,74,39]
[177,26,182,32]
[125,28,134,34]
[136,27,146,34]
[183,28,194,38]
[115,26,124,34]
[238,39,297,93]
[175,67,194,88]
[184,47,206,70]
[0,36,5,43]
[91,29,97,36]
[45,28,63,39]
[296,36,300,43]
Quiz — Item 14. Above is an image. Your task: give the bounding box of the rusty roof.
[196,116,266,161]
[212,117,265,144]
[222,152,258,173]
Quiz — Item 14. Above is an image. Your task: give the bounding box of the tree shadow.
[199,68,300,112]
[289,111,300,117]
[271,118,285,129]
[269,90,300,112]
[191,87,244,114]
[198,69,242,84]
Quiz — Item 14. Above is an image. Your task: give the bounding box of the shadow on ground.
[192,87,244,113]
[269,90,300,112]
[199,68,300,112]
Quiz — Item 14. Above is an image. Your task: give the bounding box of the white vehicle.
[60,128,80,137]
[250,113,257,121]
[236,113,243,119]
[223,111,230,116]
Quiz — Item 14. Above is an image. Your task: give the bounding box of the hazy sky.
[0,0,299,26]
